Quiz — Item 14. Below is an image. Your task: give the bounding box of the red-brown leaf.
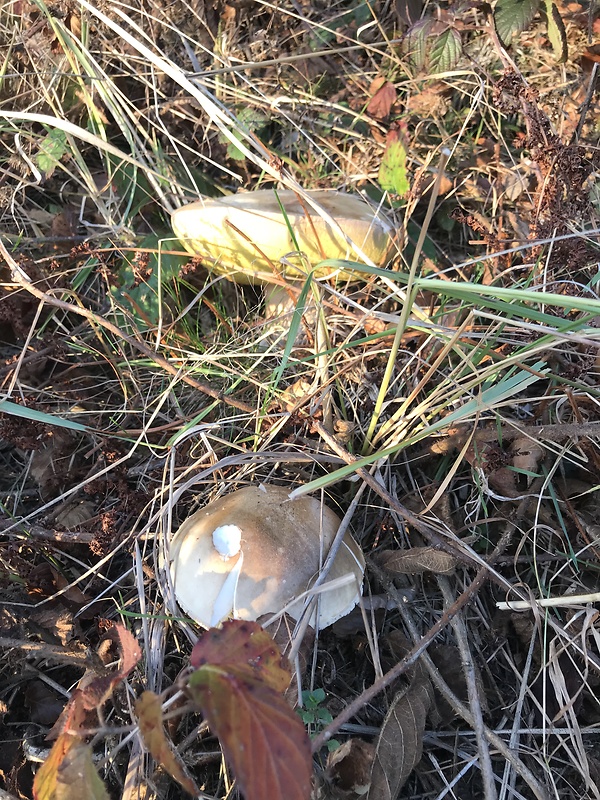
[48,623,141,739]
[190,619,291,693]
[79,624,141,711]
[367,79,397,120]
[187,621,312,800]
[135,691,200,796]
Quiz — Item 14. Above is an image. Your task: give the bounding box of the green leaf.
[109,233,189,328]
[218,107,269,161]
[428,28,462,72]
[494,0,540,45]
[402,19,433,70]
[544,0,567,61]
[35,129,68,178]
[378,132,410,196]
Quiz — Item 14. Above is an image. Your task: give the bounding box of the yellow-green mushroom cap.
[171,189,391,284]
[168,484,365,629]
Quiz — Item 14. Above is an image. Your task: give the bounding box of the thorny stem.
[0,239,255,415]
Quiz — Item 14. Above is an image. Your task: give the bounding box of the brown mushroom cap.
[168,484,365,629]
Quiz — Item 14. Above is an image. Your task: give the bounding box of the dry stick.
[311,567,490,752]
[369,522,550,800]
[0,517,94,544]
[438,575,497,800]
[0,637,92,667]
[0,239,255,414]
[316,414,552,797]
[392,578,550,800]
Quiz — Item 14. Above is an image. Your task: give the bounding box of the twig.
[0,637,92,667]
[438,576,497,800]
[311,567,488,751]
[395,594,550,800]
[0,239,255,414]
[0,517,94,544]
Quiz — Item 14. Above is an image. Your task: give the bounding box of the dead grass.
[0,0,600,798]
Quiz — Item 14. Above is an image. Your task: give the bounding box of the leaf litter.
[0,0,599,797]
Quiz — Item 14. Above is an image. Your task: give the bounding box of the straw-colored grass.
[1,0,599,798]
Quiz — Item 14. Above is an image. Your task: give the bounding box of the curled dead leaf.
[326,738,375,797]
[366,662,434,799]
[376,547,457,575]
[54,502,95,529]
[135,691,200,796]
[510,436,544,481]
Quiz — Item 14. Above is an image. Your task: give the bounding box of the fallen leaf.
[49,623,141,739]
[135,691,200,796]
[367,79,397,120]
[326,738,375,795]
[395,0,423,27]
[510,436,544,476]
[187,620,312,800]
[366,663,434,799]
[376,546,457,575]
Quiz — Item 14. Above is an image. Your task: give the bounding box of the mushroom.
[171,189,391,285]
[168,484,365,629]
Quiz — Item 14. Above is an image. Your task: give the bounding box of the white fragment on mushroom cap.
[212,524,242,560]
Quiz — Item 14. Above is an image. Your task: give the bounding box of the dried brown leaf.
[510,436,544,476]
[326,738,375,796]
[395,0,423,27]
[367,79,397,120]
[366,664,434,799]
[48,623,141,739]
[135,691,200,796]
[376,547,457,575]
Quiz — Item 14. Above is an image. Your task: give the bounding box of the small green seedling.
[299,688,340,752]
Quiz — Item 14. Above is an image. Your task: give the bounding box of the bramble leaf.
[494,0,539,46]
[190,619,291,693]
[428,28,462,72]
[187,621,312,800]
[136,691,200,796]
[35,129,68,178]
[378,130,410,197]
[402,19,433,70]
[544,0,567,62]
[49,624,141,739]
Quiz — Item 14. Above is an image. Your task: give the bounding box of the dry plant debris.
[0,0,599,798]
